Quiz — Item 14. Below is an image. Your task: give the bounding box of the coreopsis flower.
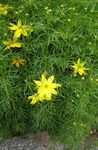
[8,19,31,39]
[3,39,21,49]
[35,74,61,100]
[12,56,25,68]
[0,4,10,15]
[71,58,89,76]
[28,73,61,105]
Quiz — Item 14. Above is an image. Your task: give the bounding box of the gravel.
[0,133,67,150]
[0,132,97,150]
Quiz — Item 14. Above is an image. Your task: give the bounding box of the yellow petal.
[47,75,54,83]
[78,68,85,75]
[15,62,20,68]
[34,80,42,87]
[29,94,39,105]
[8,24,18,30]
[41,74,46,83]
[19,59,25,64]
[3,40,11,49]
[22,30,28,36]
[28,96,33,100]
[45,91,52,100]
[81,62,85,67]
[71,64,77,69]
[17,19,22,26]
[14,30,22,39]
[50,88,58,95]
[30,99,38,104]
[77,58,80,65]
[10,42,21,48]
[51,83,61,88]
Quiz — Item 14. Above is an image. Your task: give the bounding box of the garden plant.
[0,0,98,149]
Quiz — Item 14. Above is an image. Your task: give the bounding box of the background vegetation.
[0,0,98,149]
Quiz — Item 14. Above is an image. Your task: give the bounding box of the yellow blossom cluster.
[28,73,61,104]
[1,3,90,105]
[28,57,89,105]
[1,3,32,68]
[3,19,31,50]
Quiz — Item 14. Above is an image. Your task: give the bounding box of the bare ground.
[0,132,67,150]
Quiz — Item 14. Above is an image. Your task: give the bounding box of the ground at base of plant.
[0,132,98,150]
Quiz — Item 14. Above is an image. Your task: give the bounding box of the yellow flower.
[34,74,61,100]
[8,19,31,39]
[0,4,10,15]
[71,58,89,76]
[12,56,25,68]
[3,39,21,49]
[28,73,61,105]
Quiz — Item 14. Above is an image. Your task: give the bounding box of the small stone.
[34,132,49,146]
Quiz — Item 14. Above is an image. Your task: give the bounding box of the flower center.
[44,84,48,88]
[18,25,22,30]
[77,64,82,69]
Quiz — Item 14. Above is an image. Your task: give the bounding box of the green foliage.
[0,0,98,149]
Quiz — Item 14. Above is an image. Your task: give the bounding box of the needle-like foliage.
[0,0,98,149]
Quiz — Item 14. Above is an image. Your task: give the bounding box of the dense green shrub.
[0,0,98,149]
